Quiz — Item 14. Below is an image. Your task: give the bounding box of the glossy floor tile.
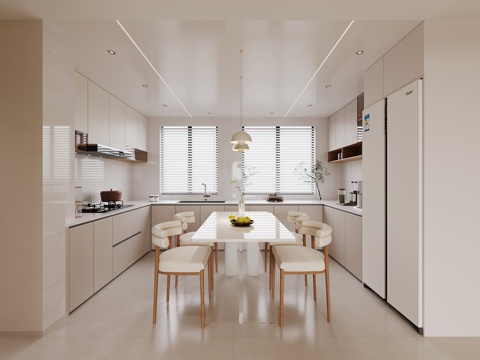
[2,251,480,360]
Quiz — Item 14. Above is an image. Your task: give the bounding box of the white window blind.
[160,126,218,194]
[243,126,314,194]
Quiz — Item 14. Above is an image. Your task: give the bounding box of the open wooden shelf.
[328,142,362,163]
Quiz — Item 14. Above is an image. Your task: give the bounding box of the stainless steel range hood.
[75,131,147,163]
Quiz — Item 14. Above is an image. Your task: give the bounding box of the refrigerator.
[362,79,423,331]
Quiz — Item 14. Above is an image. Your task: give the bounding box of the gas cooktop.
[81,201,134,213]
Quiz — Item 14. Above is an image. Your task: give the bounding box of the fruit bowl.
[230,219,254,227]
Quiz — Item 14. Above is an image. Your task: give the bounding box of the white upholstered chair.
[270,220,332,327]
[152,220,213,328]
[174,211,219,273]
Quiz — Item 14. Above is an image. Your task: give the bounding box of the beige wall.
[0,21,44,332]
[423,20,480,336]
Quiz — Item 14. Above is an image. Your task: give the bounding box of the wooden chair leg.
[302,234,306,246]
[325,246,331,323]
[200,269,205,328]
[313,274,317,301]
[270,248,275,296]
[214,243,218,273]
[264,242,269,272]
[166,275,170,302]
[279,269,285,327]
[153,246,160,324]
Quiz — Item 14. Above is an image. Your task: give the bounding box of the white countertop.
[67,199,362,228]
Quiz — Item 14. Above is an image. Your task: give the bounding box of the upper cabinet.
[109,95,126,150]
[125,105,138,149]
[74,72,88,133]
[87,81,110,145]
[328,114,336,151]
[345,99,358,146]
[364,23,424,108]
[335,108,346,149]
[137,113,147,151]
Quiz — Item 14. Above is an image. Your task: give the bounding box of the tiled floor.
[2,250,480,360]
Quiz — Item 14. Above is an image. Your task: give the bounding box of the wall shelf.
[328,142,362,163]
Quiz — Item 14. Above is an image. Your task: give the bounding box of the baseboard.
[0,330,43,338]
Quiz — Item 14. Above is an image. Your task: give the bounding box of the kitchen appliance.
[362,79,423,332]
[100,189,122,202]
[80,201,134,213]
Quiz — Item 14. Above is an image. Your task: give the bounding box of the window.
[243,126,315,194]
[160,126,218,194]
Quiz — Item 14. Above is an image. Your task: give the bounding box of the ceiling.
[2,0,479,119]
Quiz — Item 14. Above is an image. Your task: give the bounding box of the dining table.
[192,211,296,323]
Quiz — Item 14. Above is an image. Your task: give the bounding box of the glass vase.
[238,195,245,216]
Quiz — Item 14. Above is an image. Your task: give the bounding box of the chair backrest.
[287,211,309,231]
[152,220,183,248]
[301,220,332,248]
[174,211,195,232]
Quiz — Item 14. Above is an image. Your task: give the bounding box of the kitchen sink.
[178,200,226,204]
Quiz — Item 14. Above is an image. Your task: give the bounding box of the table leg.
[224,242,238,276]
[246,242,260,276]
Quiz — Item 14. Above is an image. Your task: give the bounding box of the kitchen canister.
[149,194,160,202]
[338,189,346,204]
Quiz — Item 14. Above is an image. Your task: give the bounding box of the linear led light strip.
[116,20,193,118]
[283,20,355,118]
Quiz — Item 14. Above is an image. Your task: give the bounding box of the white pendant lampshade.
[230,131,252,144]
[231,49,252,151]
[232,143,250,151]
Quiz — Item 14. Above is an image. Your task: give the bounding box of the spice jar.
[338,189,346,204]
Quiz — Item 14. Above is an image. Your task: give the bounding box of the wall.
[423,20,480,336]
[132,116,335,201]
[42,27,75,330]
[336,160,363,200]
[0,21,44,333]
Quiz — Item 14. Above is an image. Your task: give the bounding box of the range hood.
[75,131,147,163]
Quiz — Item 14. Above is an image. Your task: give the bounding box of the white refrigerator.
[362,79,423,331]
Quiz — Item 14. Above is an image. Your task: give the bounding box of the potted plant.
[294,160,330,200]
[231,165,257,215]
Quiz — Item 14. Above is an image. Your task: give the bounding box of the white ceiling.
[2,0,479,119]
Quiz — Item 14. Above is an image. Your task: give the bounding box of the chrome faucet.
[202,183,210,201]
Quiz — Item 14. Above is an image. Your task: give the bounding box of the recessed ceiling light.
[325,84,332,88]
[356,50,364,55]
[207,112,212,115]
[307,104,312,107]
[162,104,167,107]
[270,112,274,115]
[106,49,116,55]
[142,84,148,88]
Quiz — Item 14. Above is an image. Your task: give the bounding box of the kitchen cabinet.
[345,99,358,146]
[335,108,346,149]
[125,105,137,148]
[384,23,423,97]
[68,223,94,312]
[93,217,112,292]
[109,95,126,151]
[151,205,177,249]
[330,208,346,266]
[328,114,336,151]
[298,205,323,223]
[112,206,150,277]
[345,213,362,280]
[174,205,201,231]
[137,113,147,151]
[364,58,384,108]
[201,205,224,224]
[87,81,110,146]
[74,71,88,133]
[273,205,298,232]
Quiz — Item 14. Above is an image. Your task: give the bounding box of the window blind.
[243,126,315,194]
[160,126,218,194]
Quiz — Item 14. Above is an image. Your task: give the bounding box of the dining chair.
[152,220,214,328]
[270,220,331,327]
[264,210,308,272]
[174,211,219,273]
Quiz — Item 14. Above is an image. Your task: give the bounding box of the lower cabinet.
[323,206,362,280]
[68,206,150,312]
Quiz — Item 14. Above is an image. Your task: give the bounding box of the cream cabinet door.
[125,105,137,148]
[74,71,88,133]
[69,223,94,312]
[200,205,225,224]
[273,205,298,231]
[137,113,147,151]
[298,205,323,222]
[328,114,336,151]
[332,209,346,266]
[345,99,358,146]
[93,217,113,293]
[109,95,126,150]
[335,108,346,149]
[364,58,384,108]
[345,213,362,280]
[87,81,110,145]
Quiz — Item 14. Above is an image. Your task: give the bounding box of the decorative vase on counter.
[238,195,245,216]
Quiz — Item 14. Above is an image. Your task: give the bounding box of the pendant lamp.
[230,49,252,151]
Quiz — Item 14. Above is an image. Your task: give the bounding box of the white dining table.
[192,211,296,323]
[192,211,296,276]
